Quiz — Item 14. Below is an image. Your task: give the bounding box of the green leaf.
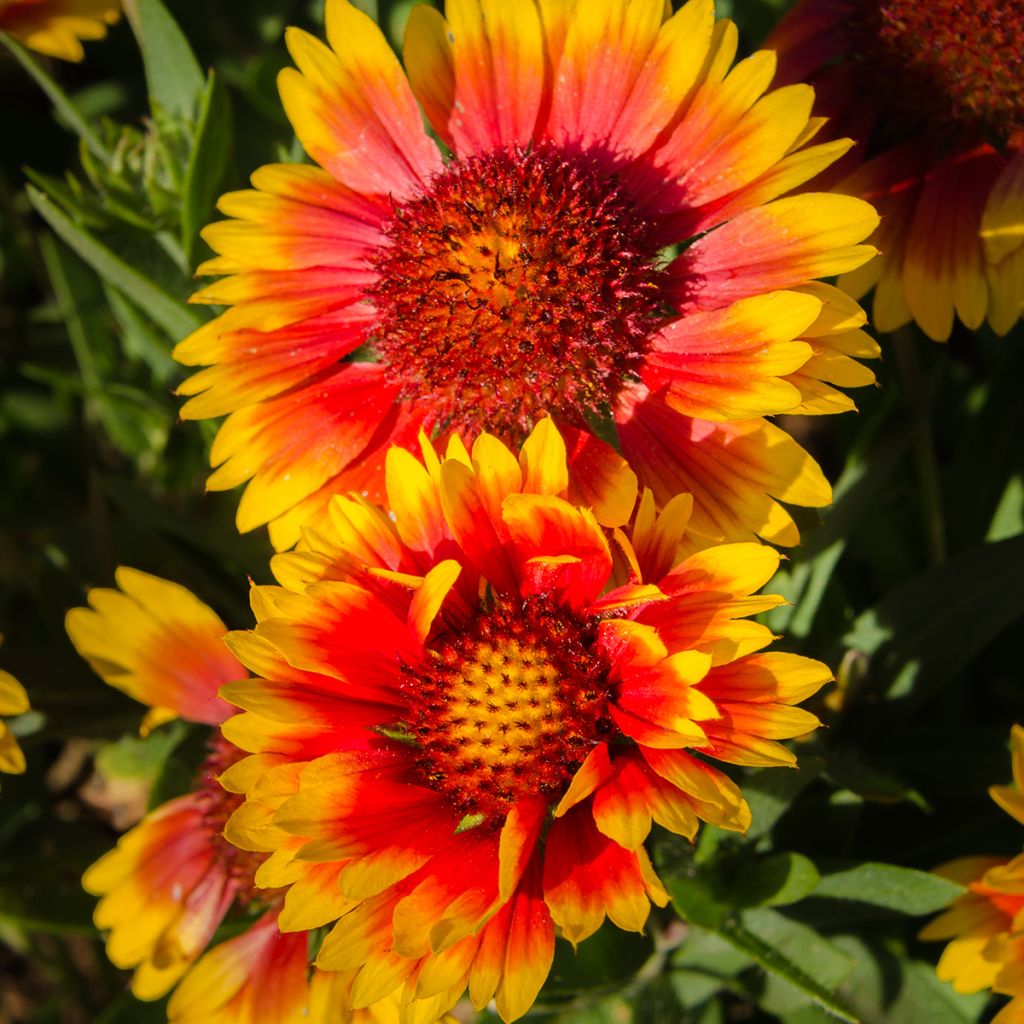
[0,32,109,160]
[95,720,190,785]
[832,936,988,1024]
[123,0,204,121]
[728,853,821,909]
[842,533,1024,707]
[667,870,726,931]
[721,909,858,1023]
[811,863,963,916]
[148,724,210,809]
[181,72,234,266]
[770,428,909,638]
[743,758,823,840]
[544,924,654,997]
[28,186,204,341]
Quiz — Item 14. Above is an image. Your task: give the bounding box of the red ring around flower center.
[196,736,267,904]
[406,596,611,821]
[850,0,1024,147]
[368,145,666,439]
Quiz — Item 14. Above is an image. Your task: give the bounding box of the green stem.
[0,31,110,162]
[892,328,947,566]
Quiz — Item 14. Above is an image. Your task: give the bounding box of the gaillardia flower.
[921,725,1024,1023]
[221,420,831,1022]
[0,0,119,61]
[67,568,455,1024]
[66,569,313,1018]
[176,0,880,551]
[770,0,1024,341]
[0,661,29,777]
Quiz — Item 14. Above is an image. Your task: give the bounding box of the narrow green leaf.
[28,186,203,340]
[720,910,858,1023]
[123,0,204,121]
[811,863,963,916]
[770,429,908,637]
[0,32,109,160]
[180,71,233,266]
[843,533,1024,706]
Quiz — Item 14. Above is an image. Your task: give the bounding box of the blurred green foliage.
[0,0,1022,1022]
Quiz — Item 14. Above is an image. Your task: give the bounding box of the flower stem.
[893,328,947,566]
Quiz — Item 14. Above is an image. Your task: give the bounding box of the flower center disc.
[851,0,1024,145]
[370,145,665,438]
[408,597,610,820]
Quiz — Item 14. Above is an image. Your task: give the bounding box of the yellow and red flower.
[0,0,119,61]
[68,568,452,1021]
[176,0,879,552]
[770,0,1024,341]
[921,725,1024,1022]
[67,569,308,1016]
[220,420,831,1022]
[0,663,29,777]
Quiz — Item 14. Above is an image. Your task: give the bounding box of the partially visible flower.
[176,0,879,552]
[220,420,831,1022]
[68,569,261,1000]
[166,910,311,1024]
[66,567,238,735]
[770,0,1024,341]
[0,0,119,61]
[920,725,1024,1022]
[0,663,29,776]
[69,568,450,1021]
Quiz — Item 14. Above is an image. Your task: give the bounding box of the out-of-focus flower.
[176,0,879,552]
[220,419,831,1022]
[67,568,238,736]
[770,0,1024,341]
[0,0,119,61]
[0,663,29,776]
[920,725,1024,1021]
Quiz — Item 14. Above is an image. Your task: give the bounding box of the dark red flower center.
[196,735,267,905]
[406,595,611,821]
[850,0,1024,146]
[369,145,666,439]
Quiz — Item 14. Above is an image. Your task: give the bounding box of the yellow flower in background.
[0,0,119,61]
[921,725,1024,1022]
[176,0,879,552]
[769,0,1024,341]
[0,664,29,776]
[219,419,830,1022]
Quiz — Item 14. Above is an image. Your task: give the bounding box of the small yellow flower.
[0,665,29,775]
[921,726,1024,1022]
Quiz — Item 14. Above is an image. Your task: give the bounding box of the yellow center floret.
[406,596,610,821]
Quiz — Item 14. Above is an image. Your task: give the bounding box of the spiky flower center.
[369,145,666,439]
[197,736,266,904]
[407,596,611,821]
[850,0,1024,146]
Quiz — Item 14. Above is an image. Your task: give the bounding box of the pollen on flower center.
[368,145,666,438]
[850,0,1024,145]
[406,596,611,820]
[196,736,266,903]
